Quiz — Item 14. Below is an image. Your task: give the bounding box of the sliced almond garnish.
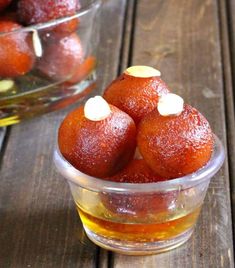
[124,66,161,78]
[84,96,111,121]
[157,93,184,116]
[32,30,43,57]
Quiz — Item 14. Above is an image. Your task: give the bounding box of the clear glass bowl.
[53,135,225,255]
[0,0,101,127]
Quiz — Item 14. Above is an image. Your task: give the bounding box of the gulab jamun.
[101,159,177,216]
[0,20,35,77]
[37,33,83,81]
[58,96,136,178]
[103,66,170,123]
[18,0,80,35]
[52,18,79,37]
[18,0,79,24]
[137,94,214,179]
[67,56,96,85]
[104,159,164,183]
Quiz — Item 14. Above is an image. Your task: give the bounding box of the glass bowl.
[53,135,225,255]
[0,0,101,127]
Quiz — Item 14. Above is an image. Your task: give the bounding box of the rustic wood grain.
[98,250,112,268]
[225,0,235,239]
[218,0,235,241]
[0,127,6,153]
[96,0,127,92]
[111,0,234,267]
[118,0,136,72]
[0,0,126,267]
[227,0,235,81]
[1,0,234,267]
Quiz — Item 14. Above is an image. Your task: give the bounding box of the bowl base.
[84,226,194,255]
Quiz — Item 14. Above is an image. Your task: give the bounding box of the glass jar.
[0,0,101,126]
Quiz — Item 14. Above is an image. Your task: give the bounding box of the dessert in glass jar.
[0,0,101,126]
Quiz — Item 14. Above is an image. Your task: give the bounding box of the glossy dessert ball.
[18,0,80,34]
[105,159,163,183]
[0,21,35,77]
[58,96,136,178]
[0,0,11,12]
[102,189,177,217]
[37,33,83,81]
[101,159,177,216]
[137,94,214,179]
[103,66,170,123]
[18,0,79,24]
[67,56,96,85]
[51,18,79,37]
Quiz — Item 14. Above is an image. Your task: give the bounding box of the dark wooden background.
[0,0,234,267]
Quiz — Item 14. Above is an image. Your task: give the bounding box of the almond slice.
[32,30,43,57]
[157,93,184,116]
[124,66,161,78]
[84,96,111,121]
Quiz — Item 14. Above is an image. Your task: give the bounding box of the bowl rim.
[53,134,225,193]
[0,0,101,36]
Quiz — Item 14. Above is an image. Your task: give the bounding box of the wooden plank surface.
[0,0,126,267]
[225,0,235,237]
[218,0,235,240]
[111,0,234,267]
[227,0,235,81]
[1,0,234,267]
[0,127,6,154]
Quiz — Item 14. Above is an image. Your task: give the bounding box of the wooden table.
[0,0,235,267]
